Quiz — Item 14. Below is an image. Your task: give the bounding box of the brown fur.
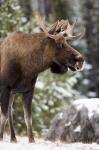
[0,31,84,142]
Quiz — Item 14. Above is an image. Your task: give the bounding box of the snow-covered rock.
[47,98,99,143]
[73,98,99,119]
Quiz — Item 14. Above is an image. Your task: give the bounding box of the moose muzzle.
[68,54,84,72]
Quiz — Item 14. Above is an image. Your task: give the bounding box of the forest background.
[0,0,99,137]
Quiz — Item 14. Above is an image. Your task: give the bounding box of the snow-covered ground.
[1,98,99,150]
[0,136,99,150]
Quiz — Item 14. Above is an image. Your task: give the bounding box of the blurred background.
[0,0,99,137]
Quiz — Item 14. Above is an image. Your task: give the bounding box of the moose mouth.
[60,63,76,72]
[68,66,76,71]
[62,64,76,72]
[50,62,68,74]
[60,63,79,72]
[50,62,76,74]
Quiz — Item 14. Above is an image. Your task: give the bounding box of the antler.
[38,16,66,41]
[60,19,85,40]
[38,16,85,41]
[48,20,59,34]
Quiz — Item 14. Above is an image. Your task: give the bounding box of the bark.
[83,0,99,97]
[19,0,32,21]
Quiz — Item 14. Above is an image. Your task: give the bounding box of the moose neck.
[20,34,55,77]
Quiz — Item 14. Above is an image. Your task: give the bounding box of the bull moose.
[0,16,84,142]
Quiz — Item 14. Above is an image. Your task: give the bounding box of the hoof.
[11,137,17,143]
[96,139,99,144]
[0,136,3,141]
[29,138,35,143]
[0,137,3,141]
[82,140,92,144]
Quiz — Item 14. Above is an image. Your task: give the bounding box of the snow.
[1,99,99,150]
[73,98,99,118]
[84,63,92,70]
[35,80,44,89]
[58,112,63,120]
[65,121,72,127]
[74,125,81,132]
[0,136,99,150]
[33,27,41,33]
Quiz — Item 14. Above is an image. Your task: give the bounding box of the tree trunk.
[18,0,32,21]
[82,0,99,97]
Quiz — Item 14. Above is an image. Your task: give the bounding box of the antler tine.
[48,20,59,34]
[38,16,65,41]
[68,19,78,36]
[61,20,69,30]
[71,19,77,31]
[65,28,85,40]
[49,19,68,34]
[64,19,85,41]
[65,21,73,36]
[38,16,49,36]
[49,19,66,34]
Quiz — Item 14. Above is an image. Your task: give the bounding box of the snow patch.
[73,98,99,118]
[74,125,81,133]
[35,81,44,89]
[58,112,63,120]
[65,121,71,127]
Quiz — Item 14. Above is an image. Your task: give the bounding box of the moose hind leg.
[0,87,10,140]
[23,90,34,143]
[8,93,17,143]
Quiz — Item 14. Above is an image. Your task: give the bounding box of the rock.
[46,98,99,143]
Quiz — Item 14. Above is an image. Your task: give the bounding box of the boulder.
[46,98,99,143]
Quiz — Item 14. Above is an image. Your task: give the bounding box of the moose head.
[38,16,85,74]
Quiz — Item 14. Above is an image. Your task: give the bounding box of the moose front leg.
[0,86,10,140]
[23,90,34,143]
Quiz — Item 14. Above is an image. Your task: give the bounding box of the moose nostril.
[75,61,81,70]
